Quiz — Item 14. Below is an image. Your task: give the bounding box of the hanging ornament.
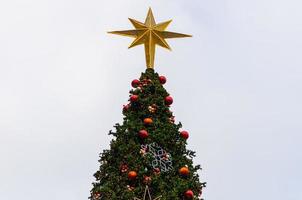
[184,190,194,199]
[132,79,141,88]
[153,167,160,175]
[143,175,152,185]
[128,171,138,180]
[140,146,148,156]
[141,78,152,86]
[159,76,166,84]
[180,131,189,139]
[92,192,102,200]
[134,185,162,200]
[141,143,173,172]
[144,118,153,125]
[179,166,190,176]
[165,96,173,105]
[123,104,130,112]
[130,95,139,102]
[169,116,175,123]
[139,130,149,139]
[148,104,157,113]
[120,163,129,173]
[127,185,135,191]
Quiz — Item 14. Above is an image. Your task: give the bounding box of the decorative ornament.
[132,79,140,88]
[153,167,160,175]
[141,143,173,172]
[108,8,191,68]
[128,171,137,180]
[179,166,190,176]
[134,185,162,200]
[120,163,129,173]
[141,78,151,86]
[92,192,102,200]
[127,185,135,191]
[169,116,175,123]
[140,146,148,156]
[148,104,157,113]
[159,76,166,84]
[144,118,153,125]
[130,95,139,102]
[180,131,189,139]
[123,104,130,112]
[143,175,152,185]
[184,190,194,199]
[139,130,149,139]
[165,96,173,105]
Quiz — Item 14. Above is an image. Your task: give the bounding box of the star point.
[134,186,162,200]
[108,8,191,69]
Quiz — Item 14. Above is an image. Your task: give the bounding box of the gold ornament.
[108,8,191,68]
[134,185,162,200]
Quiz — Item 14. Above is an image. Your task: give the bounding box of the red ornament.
[184,190,194,199]
[131,79,140,88]
[130,95,139,102]
[143,175,152,184]
[128,171,137,180]
[138,130,149,139]
[180,131,189,140]
[143,118,153,125]
[165,96,173,105]
[179,167,190,176]
[159,76,166,84]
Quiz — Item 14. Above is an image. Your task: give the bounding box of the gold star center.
[108,8,191,69]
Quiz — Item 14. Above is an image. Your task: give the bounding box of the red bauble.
[159,76,167,84]
[143,118,153,125]
[165,96,173,105]
[184,190,194,199]
[130,95,139,102]
[179,167,190,176]
[131,79,140,88]
[128,171,137,180]
[138,130,149,139]
[180,131,189,139]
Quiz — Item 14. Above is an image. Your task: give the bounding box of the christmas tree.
[90,8,206,200]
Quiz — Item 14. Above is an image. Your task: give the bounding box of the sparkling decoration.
[141,143,173,172]
[165,96,173,105]
[180,131,189,139]
[132,79,140,88]
[134,185,162,200]
[159,76,166,84]
[184,190,194,199]
[108,8,191,68]
[128,171,138,180]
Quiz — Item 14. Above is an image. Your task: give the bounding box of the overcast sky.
[0,0,302,199]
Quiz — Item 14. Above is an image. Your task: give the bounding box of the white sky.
[0,0,302,199]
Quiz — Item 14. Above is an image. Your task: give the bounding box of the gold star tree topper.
[108,8,192,68]
[134,186,162,200]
